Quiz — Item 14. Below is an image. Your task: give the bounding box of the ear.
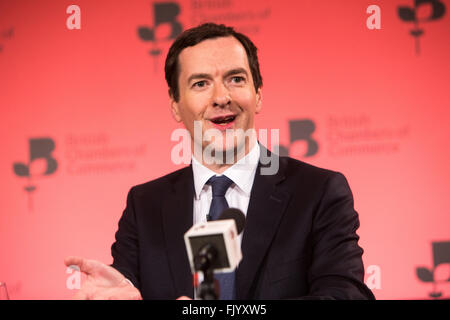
[255,87,262,114]
[170,97,182,122]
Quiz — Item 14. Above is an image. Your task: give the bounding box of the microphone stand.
[194,243,219,300]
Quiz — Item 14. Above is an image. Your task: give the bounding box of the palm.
[65,256,141,300]
[84,261,123,287]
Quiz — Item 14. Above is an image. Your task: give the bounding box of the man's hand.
[64,256,142,300]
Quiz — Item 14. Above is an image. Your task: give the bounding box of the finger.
[72,289,88,300]
[109,292,142,300]
[99,288,142,300]
[64,256,83,268]
[90,287,123,300]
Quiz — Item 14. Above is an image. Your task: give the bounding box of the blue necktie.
[207,175,235,300]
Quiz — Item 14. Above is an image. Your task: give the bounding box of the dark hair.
[164,23,263,102]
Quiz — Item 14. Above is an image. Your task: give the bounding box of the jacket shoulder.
[280,156,342,181]
[278,156,353,201]
[129,166,191,197]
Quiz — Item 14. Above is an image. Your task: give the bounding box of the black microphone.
[217,208,245,235]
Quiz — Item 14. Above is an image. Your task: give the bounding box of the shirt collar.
[192,143,260,199]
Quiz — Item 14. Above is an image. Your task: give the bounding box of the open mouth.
[209,114,237,126]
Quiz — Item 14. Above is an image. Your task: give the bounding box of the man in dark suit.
[65,23,374,300]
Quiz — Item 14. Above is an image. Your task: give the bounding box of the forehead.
[178,36,250,78]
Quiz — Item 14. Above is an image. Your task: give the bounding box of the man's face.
[170,36,262,159]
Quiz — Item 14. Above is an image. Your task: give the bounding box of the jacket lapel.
[161,148,290,299]
[236,148,291,299]
[162,166,195,298]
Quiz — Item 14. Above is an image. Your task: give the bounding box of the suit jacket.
[111,149,375,300]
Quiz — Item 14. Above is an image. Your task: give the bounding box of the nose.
[212,82,231,108]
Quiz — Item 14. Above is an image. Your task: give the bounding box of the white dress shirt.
[127,146,261,292]
[191,143,260,244]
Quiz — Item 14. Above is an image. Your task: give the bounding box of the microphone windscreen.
[218,208,246,234]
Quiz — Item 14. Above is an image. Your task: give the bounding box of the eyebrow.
[187,68,249,84]
[224,68,249,79]
[187,73,212,84]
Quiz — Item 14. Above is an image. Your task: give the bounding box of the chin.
[207,140,247,165]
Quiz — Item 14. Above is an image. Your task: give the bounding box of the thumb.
[64,256,106,276]
[65,256,126,285]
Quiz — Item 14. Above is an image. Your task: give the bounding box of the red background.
[1,0,449,299]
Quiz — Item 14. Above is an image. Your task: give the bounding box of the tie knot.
[207,175,234,197]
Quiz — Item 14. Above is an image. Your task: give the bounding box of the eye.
[230,76,246,84]
[192,80,208,88]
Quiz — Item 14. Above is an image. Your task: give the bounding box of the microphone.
[218,208,245,234]
[184,208,246,275]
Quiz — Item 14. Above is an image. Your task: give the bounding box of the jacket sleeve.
[110,187,141,289]
[303,172,375,300]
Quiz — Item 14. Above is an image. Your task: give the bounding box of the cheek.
[178,98,204,121]
[185,91,211,113]
[233,89,258,108]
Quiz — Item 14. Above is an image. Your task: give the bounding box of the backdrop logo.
[0,27,14,54]
[138,2,183,72]
[416,241,450,299]
[13,138,58,211]
[277,119,319,158]
[398,0,446,55]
